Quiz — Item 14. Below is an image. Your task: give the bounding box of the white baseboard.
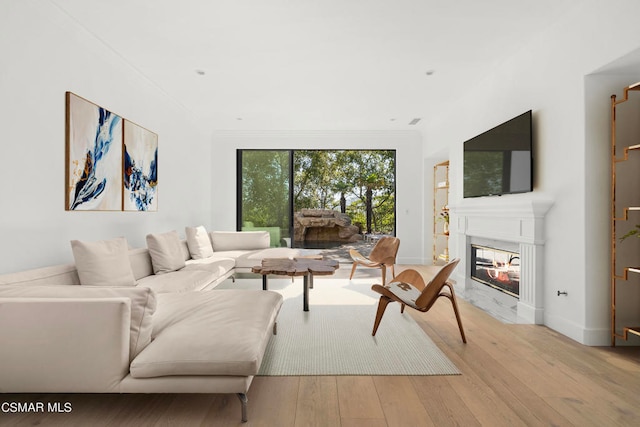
[544,313,611,346]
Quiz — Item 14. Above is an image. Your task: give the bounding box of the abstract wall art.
[65,92,158,212]
[65,92,123,211]
[123,120,158,211]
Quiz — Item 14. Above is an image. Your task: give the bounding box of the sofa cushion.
[128,248,154,281]
[70,237,136,286]
[0,285,156,362]
[129,289,283,378]
[183,256,236,278]
[210,231,270,251]
[135,269,215,293]
[185,226,214,259]
[146,231,186,274]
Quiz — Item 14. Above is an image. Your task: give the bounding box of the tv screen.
[463,110,533,198]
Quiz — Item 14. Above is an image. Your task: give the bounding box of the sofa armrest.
[0,297,131,392]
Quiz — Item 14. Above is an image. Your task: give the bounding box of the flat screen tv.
[463,110,533,198]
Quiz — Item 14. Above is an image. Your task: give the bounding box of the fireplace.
[450,198,553,324]
[470,245,520,298]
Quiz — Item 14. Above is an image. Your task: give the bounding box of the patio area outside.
[313,236,388,265]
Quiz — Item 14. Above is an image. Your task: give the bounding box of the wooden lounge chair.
[370,258,466,343]
[349,236,400,285]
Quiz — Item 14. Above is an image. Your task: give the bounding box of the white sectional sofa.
[144,228,321,291]
[0,228,320,422]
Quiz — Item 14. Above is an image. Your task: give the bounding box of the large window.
[237,150,292,247]
[238,149,395,248]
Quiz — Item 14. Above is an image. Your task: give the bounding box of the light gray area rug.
[219,275,460,376]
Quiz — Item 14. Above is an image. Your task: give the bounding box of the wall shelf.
[615,267,640,280]
[610,82,640,347]
[613,206,640,221]
[622,327,640,339]
[433,161,449,264]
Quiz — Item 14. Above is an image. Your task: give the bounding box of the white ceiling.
[51,0,579,131]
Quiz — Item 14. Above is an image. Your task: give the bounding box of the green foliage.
[620,225,640,241]
[294,150,395,234]
[294,150,338,210]
[241,149,396,238]
[241,151,290,232]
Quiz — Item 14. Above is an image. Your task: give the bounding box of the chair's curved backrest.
[369,237,400,264]
[415,258,460,309]
[392,269,426,289]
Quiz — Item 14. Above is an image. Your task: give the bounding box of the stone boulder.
[294,209,362,243]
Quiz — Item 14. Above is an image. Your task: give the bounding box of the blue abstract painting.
[66,92,122,211]
[123,120,158,211]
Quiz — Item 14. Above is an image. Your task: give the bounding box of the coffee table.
[252,257,339,311]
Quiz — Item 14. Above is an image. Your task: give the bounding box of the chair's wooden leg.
[350,262,358,280]
[391,264,395,280]
[400,303,405,314]
[380,266,386,286]
[372,296,392,336]
[446,284,467,343]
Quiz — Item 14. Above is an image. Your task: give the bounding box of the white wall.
[423,1,640,344]
[210,131,425,264]
[0,0,212,273]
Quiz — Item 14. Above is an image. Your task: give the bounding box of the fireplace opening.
[470,244,520,298]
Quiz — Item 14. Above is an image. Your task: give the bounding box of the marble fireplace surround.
[450,198,553,324]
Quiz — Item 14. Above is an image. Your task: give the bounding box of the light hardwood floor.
[1,291,639,426]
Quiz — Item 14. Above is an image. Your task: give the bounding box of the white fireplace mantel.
[449,197,554,324]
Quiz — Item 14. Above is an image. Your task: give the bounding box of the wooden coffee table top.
[252,257,339,277]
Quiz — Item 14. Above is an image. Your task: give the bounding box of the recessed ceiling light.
[195,69,206,75]
[425,70,435,76]
[236,117,243,121]
[390,118,396,122]
[409,118,421,125]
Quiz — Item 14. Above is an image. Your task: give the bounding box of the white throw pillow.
[70,237,136,287]
[185,226,214,259]
[146,230,186,274]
